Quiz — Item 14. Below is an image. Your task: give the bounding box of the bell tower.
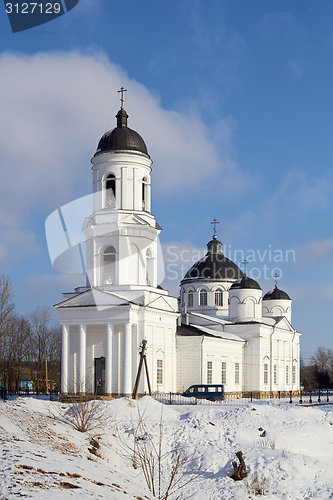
[83,90,160,290]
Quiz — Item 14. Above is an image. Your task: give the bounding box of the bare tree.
[0,275,15,346]
[118,408,204,499]
[46,325,62,390]
[0,275,16,387]
[29,305,51,393]
[311,347,333,388]
[2,315,31,391]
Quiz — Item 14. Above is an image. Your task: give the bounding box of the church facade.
[56,97,301,397]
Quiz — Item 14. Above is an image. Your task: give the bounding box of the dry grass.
[255,438,276,450]
[243,473,270,497]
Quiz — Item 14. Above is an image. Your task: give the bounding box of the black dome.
[230,275,261,290]
[182,254,243,281]
[263,288,291,300]
[95,108,149,157]
[182,235,243,282]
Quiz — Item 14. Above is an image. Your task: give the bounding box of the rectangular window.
[274,364,277,385]
[286,365,289,385]
[221,362,227,384]
[215,290,223,306]
[292,365,296,385]
[264,363,268,384]
[157,359,163,384]
[200,290,207,306]
[207,361,213,384]
[235,363,240,385]
[188,291,193,307]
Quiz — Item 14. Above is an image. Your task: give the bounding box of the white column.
[101,177,106,209]
[147,179,151,213]
[105,324,113,395]
[133,167,139,210]
[61,325,69,394]
[79,324,87,393]
[121,167,127,209]
[122,323,132,396]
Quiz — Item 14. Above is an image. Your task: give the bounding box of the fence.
[153,390,333,406]
[0,386,59,401]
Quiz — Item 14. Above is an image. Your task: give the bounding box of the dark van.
[181,384,224,401]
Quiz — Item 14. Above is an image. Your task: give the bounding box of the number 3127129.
[5,3,61,14]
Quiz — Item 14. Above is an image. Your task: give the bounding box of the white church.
[56,92,301,398]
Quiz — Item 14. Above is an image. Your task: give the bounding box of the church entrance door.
[94,357,105,395]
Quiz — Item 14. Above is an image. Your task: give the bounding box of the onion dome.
[263,288,291,300]
[95,108,149,157]
[182,235,243,282]
[230,275,262,290]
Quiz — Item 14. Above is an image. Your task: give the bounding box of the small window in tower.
[106,174,116,208]
[188,290,194,307]
[103,246,116,284]
[215,289,223,306]
[199,289,207,306]
[142,177,148,211]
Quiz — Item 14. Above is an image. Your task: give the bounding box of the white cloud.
[262,169,333,219]
[0,50,240,261]
[287,60,304,77]
[296,238,333,268]
[161,240,206,296]
[259,12,295,32]
[17,272,86,316]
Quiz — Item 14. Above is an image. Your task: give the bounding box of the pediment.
[146,295,177,313]
[274,316,295,332]
[55,288,131,309]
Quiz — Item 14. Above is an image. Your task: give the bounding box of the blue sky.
[0,0,332,361]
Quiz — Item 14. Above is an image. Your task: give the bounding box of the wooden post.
[132,340,152,399]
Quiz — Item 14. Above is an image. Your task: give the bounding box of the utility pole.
[45,359,48,395]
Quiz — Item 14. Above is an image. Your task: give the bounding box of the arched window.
[199,289,207,306]
[181,289,185,307]
[146,247,154,285]
[188,290,194,307]
[103,246,116,284]
[142,177,148,211]
[105,174,116,208]
[214,289,223,306]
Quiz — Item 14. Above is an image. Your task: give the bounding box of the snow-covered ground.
[1,396,333,499]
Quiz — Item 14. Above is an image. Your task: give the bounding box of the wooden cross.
[242,259,249,276]
[118,86,127,109]
[211,218,219,237]
[274,272,279,288]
